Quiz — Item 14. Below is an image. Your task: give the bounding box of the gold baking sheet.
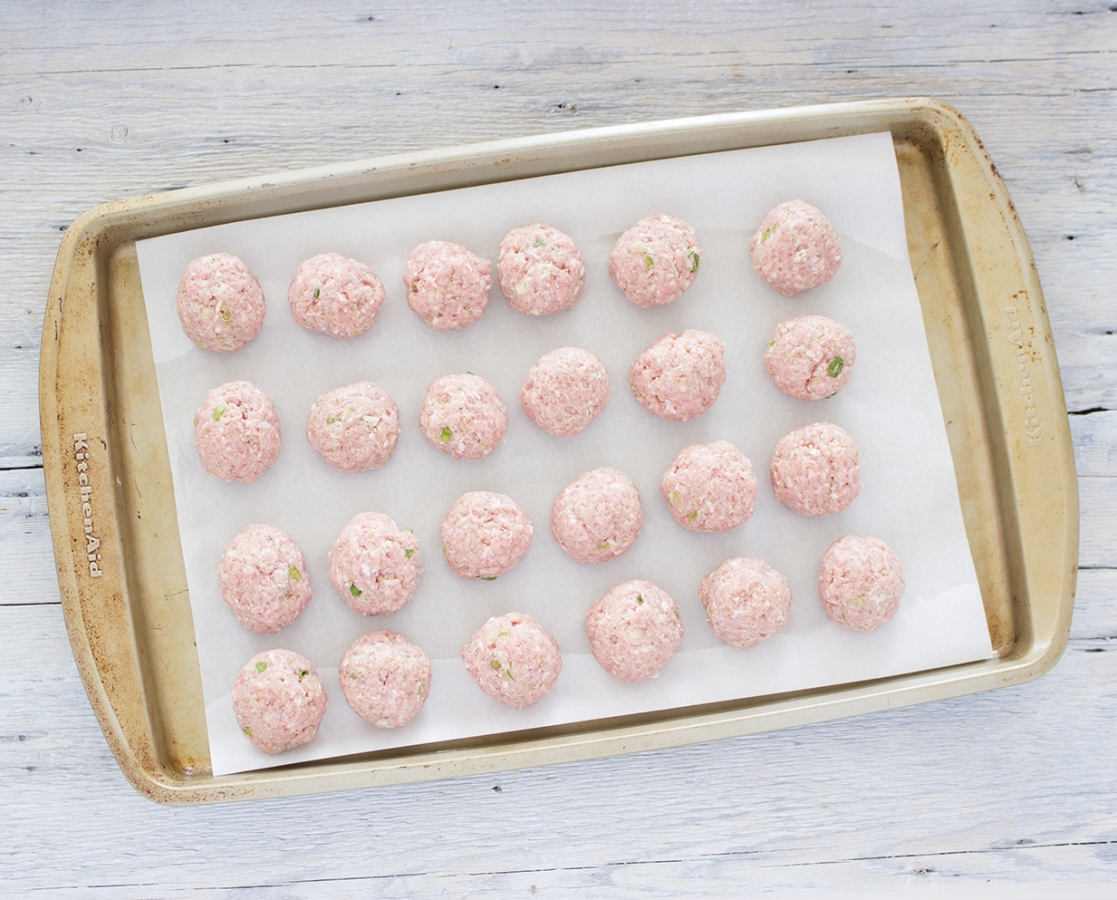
[39,98,1077,804]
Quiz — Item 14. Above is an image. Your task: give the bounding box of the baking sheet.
[135,132,993,777]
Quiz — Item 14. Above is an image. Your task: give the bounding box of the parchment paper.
[136,132,993,777]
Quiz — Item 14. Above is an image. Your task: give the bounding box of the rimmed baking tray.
[40,97,1078,805]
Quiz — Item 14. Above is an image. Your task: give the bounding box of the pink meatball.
[770,421,861,517]
[661,440,757,533]
[217,524,312,633]
[403,240,492,330]
[819,535,905,632]
[551,467,643,563]
[441,490,533,580]
[520,347,610,437]
[764,315,857,401]
[749,199,842,296]
[339,631,431,728]
[585,580,684,682]
[288,251,385,338]
[608,213,701,308]
[461,612,562,708]
[328,512,421,616]
[231,649,328,754]
[419,373,508,460]
[630,329,726,421]
[176,252,266,352]
[498,223,585,316]
[699,558,791,648]
[306,381,400,472]
[193,380,282,484]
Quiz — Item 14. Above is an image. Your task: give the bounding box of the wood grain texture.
[0,470,54,606]
[3,598,1115,897]
[2,0,1116,893]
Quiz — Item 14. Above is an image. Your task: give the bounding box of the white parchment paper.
[136,132,993,777]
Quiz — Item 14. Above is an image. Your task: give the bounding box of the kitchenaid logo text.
[73,433,103,578]
[1005,305,1041,447]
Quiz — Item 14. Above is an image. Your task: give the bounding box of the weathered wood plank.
[1079,476,1117,568]
[2,600,1113,894]
[4,2,1116,462]
[0,469,57,605]
[1072,410,1117,476]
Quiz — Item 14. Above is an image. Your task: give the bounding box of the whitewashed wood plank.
[1071,566,1117,639]
[2,599,1114,893]
[3,1,1116,463]
[15,846,1117,900]
[0,468,57,606]
[1078,476,1117,568]
[1071,411,1117,477]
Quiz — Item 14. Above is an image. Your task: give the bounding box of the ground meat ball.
[461,613,562,708]
[193,380,282,483]
[306,381,400,472]
[608,213,701,308]
[217,524,312,633]
[749,199,842,296]
[585,580,684,682]
[231,649,328,754]
[551,467,642,563]
[630,329,726,421]
[699,557,792,649]
[819,535,905,632]
[419,373,508,459]
[176,252,266,352]
[288,251,385,338]
[770,421,862,517]
[339,631,431,728]
[764,315,857,400]
[441,490,533,580]
[328,512,421,616]
[661,441,757,533]
[403,240,492,330]
[520,347,610,437]
[498,223,585,316]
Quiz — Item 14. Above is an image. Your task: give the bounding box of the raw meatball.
[419,373,508,459]
[306,381,400,472]
[551,467,642,563]
[193,380,282,484]
[232,649,328,754]
[770,421,862,517]
[608,213,701,308]
[699,557,792,649]
[441,490,532,580]
[461,613,562,708]
[819,535,905,632]
[176,252,265,352]
[217,524,312,633]
[328,512,421,616]
[630,329,726,421]
[403,240,492,330]
[749,199,842,296]
[288,251,385,338]
[498,223,585,316]
[520,346,610,437]
[661,441,757,533]
[764,315,856,400]
[339,631,431,728]
[585,580,684,682]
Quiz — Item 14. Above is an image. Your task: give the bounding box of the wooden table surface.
[3,2,1114,896]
